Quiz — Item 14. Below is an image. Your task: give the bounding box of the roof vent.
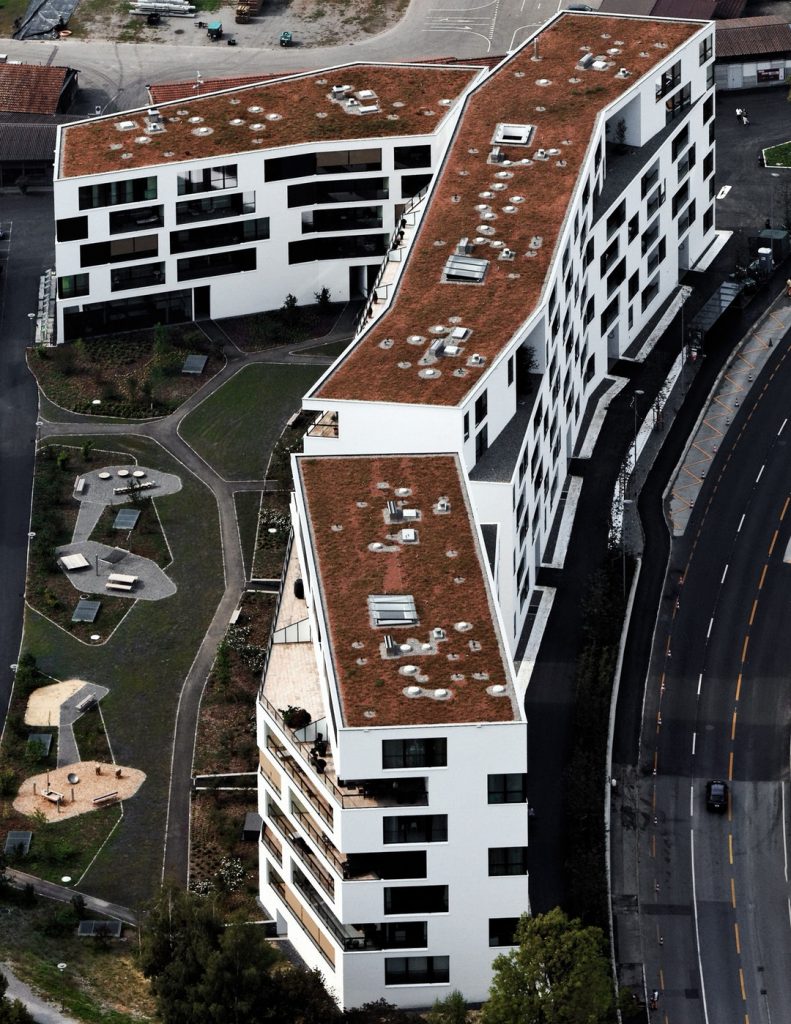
[433,688,451,699]
[578,52,595,70]
[400,528,418,543]
[404,685,422,697]
[534,148,548,161]
[456,237,472,255]
[489,145,504,163]
[116,120,137,131]
[494,123,535,146]
[488,684,507,696]
[455,621,473,632]
[499,249,516,261]
[436,497,451,513]
[432,627,446,640]
[469,353,485,366]
[592,59,610,71]
[400,664,419,676]
[331,84,351,95]
[615,67,630,78]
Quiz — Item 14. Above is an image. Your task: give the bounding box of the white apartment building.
[258,452,528,1008]
[52,60,486,340]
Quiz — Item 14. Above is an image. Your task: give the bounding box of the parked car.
[705,780,728,812]
[280,30,292,46]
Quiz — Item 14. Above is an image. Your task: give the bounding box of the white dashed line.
[692,732,696,756]
[707,617,714,638]
[721,565,728,584]
[697,673,703,696]
[778,418,787,436]
[756,464,765,483]
[737,513,746,533]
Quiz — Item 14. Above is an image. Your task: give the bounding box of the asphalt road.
[639,328,791,1022]
[0,0,554,114]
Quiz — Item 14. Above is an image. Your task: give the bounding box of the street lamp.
[27,311,36,346]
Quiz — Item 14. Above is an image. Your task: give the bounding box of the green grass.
[179,363,324,481]
[763,142,791,168]
[20,434,224,908]
[21,807,123,883]
[304,338,352,359]
[234,491,261,578]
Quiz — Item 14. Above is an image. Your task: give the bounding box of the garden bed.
[219,301,344,352]
[29,324,223,418]
[252,491,291,580]
[189,789,260,917]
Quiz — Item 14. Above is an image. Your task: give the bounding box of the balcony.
[269,874,336,967]
[266,735,335,827]
[268,808,335,899]
[292,807,345,876]
[261,825,283,865]
[258,749,281,795]
[307,411,339,439]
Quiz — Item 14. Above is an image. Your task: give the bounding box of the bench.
[43,790,63,803]
[74,477,86,495]
[75,695,96,713]
[108,573,138,585]
[92,791,118,806]
[106,581,133,592]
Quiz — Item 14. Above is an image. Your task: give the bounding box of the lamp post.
[27,311,36,346]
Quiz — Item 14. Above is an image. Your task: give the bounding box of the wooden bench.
[108,573,138,585]
[75,695,96,713]
[106,581,133,592]
[43,790,63,803]
[74,477,86,495]
[92,791,118,806]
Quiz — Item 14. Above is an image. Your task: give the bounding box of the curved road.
[640,333,791,1021]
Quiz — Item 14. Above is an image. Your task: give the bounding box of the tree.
[481,908,614,1024]
[427,990,469,1024]
[0,973,35,1024]
[282,292,299,323]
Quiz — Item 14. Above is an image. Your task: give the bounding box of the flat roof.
[58,63,483,179]
[314,13,702,408]
[296,454,518,729]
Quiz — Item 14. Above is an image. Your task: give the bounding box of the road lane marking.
[759,564,768,589]
[729,833,734,864]
[749,600,758,626]
[741,636,749,663]
[690,829,711,1024]
[721,564,729,583]
[708,617,715,639]
[783,783,789,883]
[691,733,696,756]
[734,921,741,953]
[729,750,734,781]
[737,513,745,532]
[731,877,736,907]
[755,464,765,483]
[731,711,738,740]
[781,496,789,520]
[735,673,742,701]
[697,673,703,696]
[769,529,779,556]
[739,967,746,1001]
[690,783,694,816]
[779,417,787,436]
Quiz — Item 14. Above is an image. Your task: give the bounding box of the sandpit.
[24,679,88,726]
[13,761,146,822]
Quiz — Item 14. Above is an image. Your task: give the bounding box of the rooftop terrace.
[58,63,482,179]
[313,13,702,408]
[296,454,518,729]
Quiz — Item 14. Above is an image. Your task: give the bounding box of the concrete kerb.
[576,376,630,459]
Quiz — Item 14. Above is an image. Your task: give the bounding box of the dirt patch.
[24,680,86,726]
[14,761,146,822]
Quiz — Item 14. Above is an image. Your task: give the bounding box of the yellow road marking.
[729,750,734,781]
[731,876,736,907]
[759,564,768,589]
[731,711,738,741]
[735,922,741,953]
[769,529,779,556]
[741,636,749,663]
[659,969,665,990]
[735,673,742,701]
[781,496,789,521]
[749,600,758,626]
[739,967,746,1001]
[729,834,734,864]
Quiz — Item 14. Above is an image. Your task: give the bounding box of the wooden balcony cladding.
[270,879,336,968]
[258,748,282,795]
[266,736,334,827]
[261,825,283,865]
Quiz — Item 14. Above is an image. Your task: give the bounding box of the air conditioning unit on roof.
[470,353,485,366]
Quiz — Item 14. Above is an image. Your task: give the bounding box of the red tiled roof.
[315,14,702,408]
[297,454,517,728]
[716,15,791,57]
[651,0,716,20]
[0,64,71,115]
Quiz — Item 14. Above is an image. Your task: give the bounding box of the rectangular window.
[628,270,639,301]
[385,956,449,986]
[80,234,158,267]
[288,234,388,264]
[702,150,714,180]
[176,191,255,224]
[170,217,269,254]
[646,184,665,220]
[56,215,88,242]
[401,173,433,199]
[606,199,626,238]
[607,257,627,297]
[699,34,713,64]
[706,63,714,90]
[641,163,659,198]
[703,94,714,124]
[600,237,619,276]
[384,885,448,915]
[677,144,696,183]
[176,164,238,196]
[463,412,470,442]
[703,205,714,233]
[487,773,527,804]
[394,144,431,169]
[641,221,659,256]
[475,424,488,461]
[488,847,528,876]
[671,125,689,161]
[382,738,447,769]
[108,205,164,235]
[355,921,428,949]
[177,248,256,281]
[507,355,514,387]
[666,83,691,124]
[78,176,157,210]
[641,275,660,312]
[672,182,690,218]
[475,390,488,425]
[110,261,165,292]
[383,815,448,844]
[57,273,89,299]
[678,200,696,236]
[646,238,666,277]
[600,296,619,334]
[628,214,639,243]
[301,206,383,233]
[266,148,381,182]
[655,60,681,101]
[489,918,519,947]
[288,178,390,208]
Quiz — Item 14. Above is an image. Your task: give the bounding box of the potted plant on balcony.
[280,705,312,730]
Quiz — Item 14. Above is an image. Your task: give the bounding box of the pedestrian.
[785,278,791,297]
[736,107,742,120]
[742,113,750,126]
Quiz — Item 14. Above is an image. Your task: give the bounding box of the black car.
[706,780,728,813]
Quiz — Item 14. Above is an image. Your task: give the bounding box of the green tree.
[198,924,280,1023]
[427,990,469,1024]
[282,292,299,323]
[481,908,614,1024]
[0,973,35,1024]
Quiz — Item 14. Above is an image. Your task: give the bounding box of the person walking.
[742,112,750,126]
[736,107,743,120]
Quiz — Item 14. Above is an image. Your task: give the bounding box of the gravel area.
[13,761,146,823]
[24,680,85,727]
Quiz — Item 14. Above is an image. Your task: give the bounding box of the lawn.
[19,433,224,908]
[252,491,292,580]
[179,363,324,481]
[763,142,791,168]
[219,302,345,353]
[234,491,261,579]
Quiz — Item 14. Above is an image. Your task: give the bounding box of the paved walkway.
[1,964,79,1024]
[35,319,347,888]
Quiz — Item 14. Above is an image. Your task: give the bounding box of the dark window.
[301,206,383,233]
[583,238,594,269]
[641,275,660,312]
[646,238,666,276]
[266,148,381,182]
[703,204,714,233]
[80,234,158,267]
[600,296,619,334]
[489,918,519,946]
[170,217,269,254]
[709,121,715,146]
[600,237,619,276]
[385,956,449,986]
[177,248,256,281]
[606,199,626,238]
[706,63,714,90]
[56,216,88,242]
[703,149,714,180]
[672,182,690,218]
[288,234,388,264]
[507,355,514,386]
[384,886,448,915]
[475,424,488,461]
[463,412,470,442]
[628,214,639,242]
[111,262,165,292]
[488,847,528,875]
[487,773,527,804]
[401,173,432,199]
[641,163,659,198]
[699,34,713,64]
[288,177,389,207]
[582,180,590,206]
[671,125,689,161]
[62,289,192,341]
[345,850,427,880]
[678,200,696,236]
[666,83,691,124]
[628,270,639,300]
[646,184,665,220]
[383,815,448,844]
[78,176,157,210]
[382,738,447,769]
[352,921,427,949]
[703,94,714,124]
[655,60,681,101]
[57,273,89,299]
[475,390,488,425]
[176,164,237,196]
[677,144,696,183]
[641,221,659,256]
[176,191,255,224]
[394,144,431,169]
[108,205,164,235]
[607,258,626,296]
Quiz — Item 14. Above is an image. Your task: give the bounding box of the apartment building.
[302,13,716,652]
[258,452,527,1007]
[52,60,486,340]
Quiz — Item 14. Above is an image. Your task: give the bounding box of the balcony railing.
[260,825,282,865]
[258,751,282,795]
[268,810,335,899]
[292,807,345,877]
[266,737,335,826]
[269,878,336,968]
